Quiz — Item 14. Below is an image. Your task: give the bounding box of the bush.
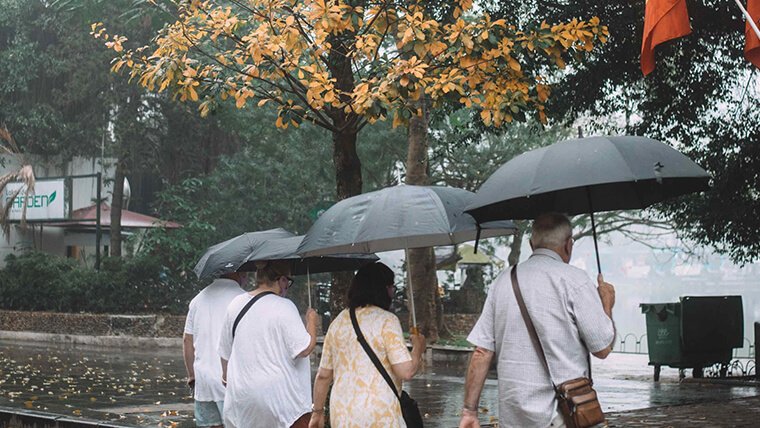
[0,252,202,314]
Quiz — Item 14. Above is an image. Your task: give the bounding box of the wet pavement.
[0,340,757,427]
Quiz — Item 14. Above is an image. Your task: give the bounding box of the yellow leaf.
[508,58,521,72]
[257,99,268,107]
[236,96,246,108]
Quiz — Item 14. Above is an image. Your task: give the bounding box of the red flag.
[746,0,760,69]
[641,0,692,75]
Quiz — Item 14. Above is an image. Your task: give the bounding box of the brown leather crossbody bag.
[510,267,605,428]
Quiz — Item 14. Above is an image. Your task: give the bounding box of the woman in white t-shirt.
[218,260,319,428]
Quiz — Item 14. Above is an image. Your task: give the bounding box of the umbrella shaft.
[405,247,418,329]
[307,264,312,308]
[586,187,602,274]
[590,211,602,274]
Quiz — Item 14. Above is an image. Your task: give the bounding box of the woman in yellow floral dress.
[309,262,426,428]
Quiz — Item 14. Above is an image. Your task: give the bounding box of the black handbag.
[349,308,424,428]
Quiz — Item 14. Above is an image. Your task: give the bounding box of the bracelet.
[311,404,325,414]
[463,404,478,412]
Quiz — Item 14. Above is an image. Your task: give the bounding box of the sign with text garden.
[3,179,66,221]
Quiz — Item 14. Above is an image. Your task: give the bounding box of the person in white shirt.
[218,260,319,428]
[459,212,616,428]
[184,271,248,427]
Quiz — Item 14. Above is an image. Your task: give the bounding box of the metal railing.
[612,332,755,359]
[611,332,757,380]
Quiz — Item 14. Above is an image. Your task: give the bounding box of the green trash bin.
[640,296,743,381]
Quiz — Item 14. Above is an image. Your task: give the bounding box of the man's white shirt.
[467,248,615,428]
[184,278,245,402]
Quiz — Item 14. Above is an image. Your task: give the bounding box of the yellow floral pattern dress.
[320,306,412,428]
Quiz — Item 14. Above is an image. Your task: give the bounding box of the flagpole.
[735,0,760,41]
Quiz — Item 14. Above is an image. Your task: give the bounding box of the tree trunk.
[405,98,440,341]
[508,228,524,267]
[326,27,363,319]
[109,153,127,257]
[329,125,362,318]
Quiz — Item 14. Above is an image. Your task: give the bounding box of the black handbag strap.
[510,266,593,385]
[350,307,400,398]
[232,291,275,338]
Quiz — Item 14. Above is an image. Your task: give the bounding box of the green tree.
[485,0,760,263]
[97,0,608,325]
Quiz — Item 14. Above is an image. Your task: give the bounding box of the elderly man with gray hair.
[459,212,616,428]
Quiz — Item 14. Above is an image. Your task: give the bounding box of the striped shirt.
[467,248,615,428]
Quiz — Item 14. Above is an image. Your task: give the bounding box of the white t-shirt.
[184,278,245,402]
[218,292,312,428]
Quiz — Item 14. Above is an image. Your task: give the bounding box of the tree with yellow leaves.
[94,0,607,323]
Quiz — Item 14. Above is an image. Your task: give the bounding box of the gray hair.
[530,212,572,249]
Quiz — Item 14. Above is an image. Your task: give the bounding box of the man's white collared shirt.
[467,248,615,428]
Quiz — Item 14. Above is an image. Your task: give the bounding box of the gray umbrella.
[238,235,379,307]
[465,136,711,272]
[297,184,517,330]
[193,228,296,280]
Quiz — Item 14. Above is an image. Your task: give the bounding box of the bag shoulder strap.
[233,291,275,338]
[510,266,593,384]
[510,266,557,387]
[349,307,400,398]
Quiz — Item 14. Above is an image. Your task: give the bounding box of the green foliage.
[0,252,200,314]
[485,0,759,263]
[139,107,407,273]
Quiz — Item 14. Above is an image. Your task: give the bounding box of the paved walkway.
[603,395,760,427]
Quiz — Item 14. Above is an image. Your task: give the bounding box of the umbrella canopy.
[193,228,296,280]
[297,185,517,257]
[237,235,379,275]
[297,184,516,331]
[465,136,711,222]
[464,135,710,273]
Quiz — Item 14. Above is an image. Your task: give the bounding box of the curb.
[0,407,127,428]
[0,331,181,348]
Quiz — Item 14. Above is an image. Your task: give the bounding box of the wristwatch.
[311,404,325,414]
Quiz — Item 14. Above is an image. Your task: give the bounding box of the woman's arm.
[391,333,426,381]
[297,308,319,358]
[309,367,333,428]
